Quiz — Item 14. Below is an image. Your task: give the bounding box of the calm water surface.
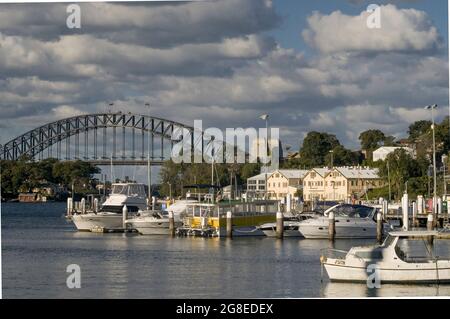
[2,202,450,298]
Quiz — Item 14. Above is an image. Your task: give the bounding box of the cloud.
[303,4,441,54]
[0,1,447,152]
[0,1,280,48]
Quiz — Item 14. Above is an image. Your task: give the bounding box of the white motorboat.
[259,214,317,237]
[125,211,183,235]
[72,183,147,231]
[297,203,389,239]
[259,220,303,237]
[320,230,450,284]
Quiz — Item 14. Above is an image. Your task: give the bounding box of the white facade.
[267,169,308,200]
[303,167,383,202]
[246,173,270,198]
[373,147,415,162]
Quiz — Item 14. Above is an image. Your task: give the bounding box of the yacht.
[297,203,389,239]
[72,183,147,231]
[320,230,450,283]
[125,210,183,235]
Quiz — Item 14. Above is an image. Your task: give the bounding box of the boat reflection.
[323,281,450,298]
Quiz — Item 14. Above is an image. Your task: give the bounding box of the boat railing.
[320,248,366,263]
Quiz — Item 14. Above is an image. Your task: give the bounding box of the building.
[246,173,270,198]
[267,169,308,200]
[302,168,330,201]
[323,167,383,201]
[373,146,415,162]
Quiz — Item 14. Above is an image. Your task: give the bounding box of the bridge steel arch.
[0,113,209,165]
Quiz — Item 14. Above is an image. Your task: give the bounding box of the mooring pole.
[328,211,335,242]
[226,211,233,239]
[276,211,284,239]
[169,211,175,237]
[427,213,434,245]
[377,211,383,243]
[122,205,128,231]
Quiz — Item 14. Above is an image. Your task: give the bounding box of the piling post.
[427,213,434,245]
[328,211,335,242]
[67,197,73,216]
[286,194,292,214]
[417,195,424,215]
[168,211,175,237]
[122,205,128,230]
[276,212,284,239]
[226,211,233,239]
[152,196,156,211]
[377,211,383,243]
[93,198,99,213]
[81,198,86,215]
[412,201,417,228]
[382,199,388,220]
[402,193,409,231]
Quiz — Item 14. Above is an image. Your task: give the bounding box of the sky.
[0,0,449,182]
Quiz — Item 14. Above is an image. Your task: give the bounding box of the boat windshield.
[327,204,374,218]
[111,184,145,197]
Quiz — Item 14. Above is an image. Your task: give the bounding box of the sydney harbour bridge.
[0,112,212,166]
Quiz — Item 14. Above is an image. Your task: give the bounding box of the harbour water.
[2,202,450,298]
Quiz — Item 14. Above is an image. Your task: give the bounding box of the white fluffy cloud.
[0,2,447,150]
[303,4,441,54]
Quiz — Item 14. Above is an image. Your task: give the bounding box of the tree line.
[1,157,100,199]
[159,117,450,200]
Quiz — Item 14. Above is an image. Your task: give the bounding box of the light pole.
[146,103,152,202]
[442,155,448,198]
[329,150,334,169]
[387,159,391,203]
[260,114,269,200]
[425,104,437,220]
[167,182,172,201]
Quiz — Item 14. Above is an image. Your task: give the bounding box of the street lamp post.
[443,155,448,198]
[260,114,269,200]
[425,104,438,221]
[146,103,152,203]
[329,150,334,169]
[387,159,391,203]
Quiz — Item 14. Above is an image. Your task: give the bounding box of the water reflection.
[2,202,450,298]
[323,281,450,298]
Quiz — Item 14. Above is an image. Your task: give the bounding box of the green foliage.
[1,158,99,198]
[359,129,386,151]
[408,120,432,140]
[324,145,362,167]
[376,149,423,199]
[299,131,340,168]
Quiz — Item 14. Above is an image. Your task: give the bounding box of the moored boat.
[72,182,147,231]
[178,201,279,237]
[297,203,390,239]
[320,230,450,284]
[126,211,183,235]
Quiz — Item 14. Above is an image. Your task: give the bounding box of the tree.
[408,120,432,140]
[299,132,340,167]
[324,145,362,167]
[240,163,261,181]
[376,149,422,199]
[359,129,386,151]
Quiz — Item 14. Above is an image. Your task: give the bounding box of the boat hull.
[128,219,183,235]
[72,214,124,231]
[323,261,450,283]
[298,218,384,239]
